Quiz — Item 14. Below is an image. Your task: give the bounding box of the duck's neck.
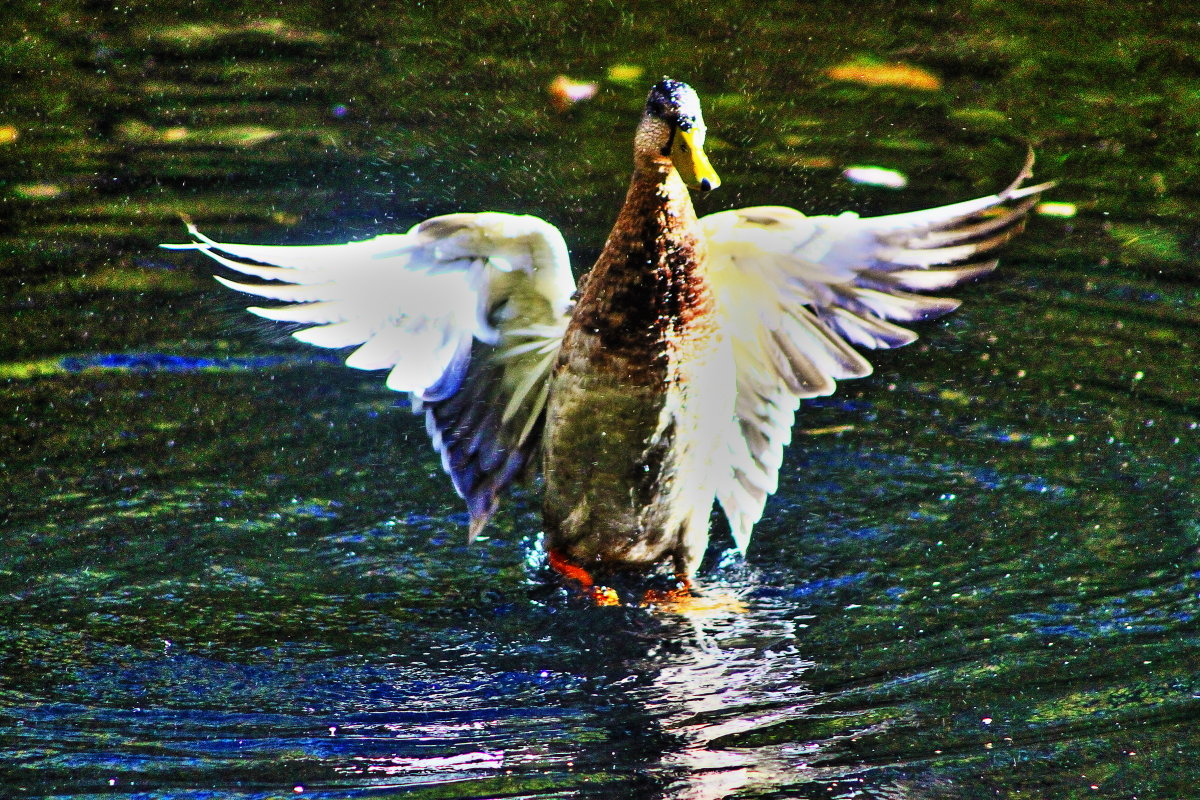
[574,166,715,365]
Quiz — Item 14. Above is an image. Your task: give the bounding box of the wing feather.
[707,160,1052,552]
[165,212,575,538]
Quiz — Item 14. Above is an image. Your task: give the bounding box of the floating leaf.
[548,75,599,112]
[606,64,645,85]
[1037,202,1077,218]
[0,125,17,145]
[13,183,64,199]
[843,165,908,188]
[826,58,942,91]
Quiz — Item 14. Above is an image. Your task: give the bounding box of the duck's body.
[545,164,734,575]
[165,79,1052,587]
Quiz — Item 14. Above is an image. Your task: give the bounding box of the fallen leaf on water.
[548,75,599,112]
[827,58,942,91]
[14,183,64,199]
[0,125,17,145]
[606,64,645,85]
[1036,201,1077,218]
[843,165,909,188]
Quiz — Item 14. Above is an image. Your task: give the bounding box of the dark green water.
[4,2,1200,798]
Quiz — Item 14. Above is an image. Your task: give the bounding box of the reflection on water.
[639,591,812,800]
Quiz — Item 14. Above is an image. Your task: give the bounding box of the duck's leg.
[547,548,620,606]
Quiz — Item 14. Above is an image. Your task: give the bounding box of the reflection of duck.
[166,78,1050,587]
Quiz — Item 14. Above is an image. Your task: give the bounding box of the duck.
[164,78,1051,594]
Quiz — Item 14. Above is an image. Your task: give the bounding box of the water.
[4,2,1200,797]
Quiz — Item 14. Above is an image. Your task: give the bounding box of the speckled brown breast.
[566,170,716,380]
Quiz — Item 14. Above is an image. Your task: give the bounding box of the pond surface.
[4,2,1200,798]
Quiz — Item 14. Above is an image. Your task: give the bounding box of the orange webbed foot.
[640,573,693,606]
[547,549,620,606]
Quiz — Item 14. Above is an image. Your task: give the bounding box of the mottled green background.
[2,1,1199,798]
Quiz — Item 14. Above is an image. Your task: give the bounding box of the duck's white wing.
[705,167,1053,553]
[164,212,576,538]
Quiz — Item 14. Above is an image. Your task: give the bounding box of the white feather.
[166,212,576,537]
[706,169,1050,553]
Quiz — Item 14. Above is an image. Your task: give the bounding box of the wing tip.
[1000,148,1057,201]
[467,511,490,544]
[160,214,206,250]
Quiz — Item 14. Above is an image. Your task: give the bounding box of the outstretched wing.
[705,163,1053,553]
[163,212,576,537]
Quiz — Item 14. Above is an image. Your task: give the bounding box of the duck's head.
[635,78,721,192]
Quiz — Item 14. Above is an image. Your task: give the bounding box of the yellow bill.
[670,127,720,192]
